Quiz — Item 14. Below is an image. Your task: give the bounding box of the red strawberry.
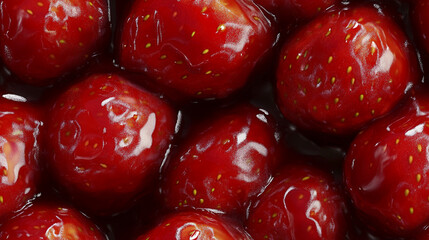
[45,74,177,215]
[413,0,429,54]
[0,202,106,239]
[0,0,110,84]
[118,0,274,99]
[344,92,429,235]
[245,164,347,240]
[0,96,43,222]
[254,0,339,23]
[136,211,252,240]
[161,105,280,215]
[276,5,418,135]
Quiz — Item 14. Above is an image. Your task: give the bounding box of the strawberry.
[118,0,274,99]
[254,0,339,23]
[45,74,177,215]
[276,5,418,135]
[160,105,280,215]
[0,202,106,239]
[413,0,429,54]
[344,92,429,235]
[245,164,347,240]
[0,96,43,222]
[136,211,252,240]
[0,0,110,84]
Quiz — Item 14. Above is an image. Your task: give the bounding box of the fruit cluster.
[0,0,428,239]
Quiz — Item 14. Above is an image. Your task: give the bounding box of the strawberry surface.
[118,0,274,99]
[246,164,347,240]
[276,5,418,135]
[161,105,280,215]
[136,211,252,240]
[0,202,106,239]
[0,97,43,222]
[344,93,429,235]
[45,74,177,215]
[254,0,339,22]
[0,0,110,84]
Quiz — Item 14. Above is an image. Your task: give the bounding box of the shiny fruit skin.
[276,5,418,135]
[118,0,274,99]
[45,74,177,215]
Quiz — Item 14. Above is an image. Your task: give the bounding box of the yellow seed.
[59,39,66,44]
[396,139,400,144]
[79,42,83,47]
[325,29,331,37]
[211,188,215,192]
[328,56,333,63]
[341,118,345,123]
[404,189,410,197]
[199,199,204,204]
[0,196,3,204]
[355,112,360,117]
[307,225,312,232]
[351,78,356,85]
[331,77,336,84]
[253,16,260,21]
[302,176,310,181]
[299,194,304,200]
[160,55,167,60]
[283,55,287,60]
[317,78,321,84]
[205,70,212,75]
[359,94,364,101]
[78,27,82,32]
[409,155,414,164]
[93,143,98,148]
[371,110,375,115]
[410,207,414,214]
[272,213,278,218]
[193,189,197,196]
[418,144,423,152]
[217,24,226,31]
[345,34,351,41]
[37,2,44,6]
[145,43,152,48]
[100,163,107,168]
[417,174,422,182]
[371,47,376,55]
[191,31,196,37]
[397,215,402,220]
[377,97,382,103]
[325,104,330,110]
[347,66,352,73]
[49,54,55,59]
[175,61,183,65]
[144,14,150,21]
[89,15,94,20]
[258,219,262,223]
[201,6,207,13]
[202,49,209,54]
[334,98,339,104]
[217,174,222,180]
[181,75,188,79]
[27,9,33,15]
[84,140,89,146]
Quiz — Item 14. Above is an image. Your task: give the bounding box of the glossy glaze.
[136,211,252,240]
[0,0,110,84]
[0,97,43,222]
[45,74,177,215]
[344,93,429,235]
[414,0,429,54]
[276,6,418,135]
[161,105,280,215]
[118,0,274,99]
[246,164,347,240]
[0,203,106,239]
[254,0,338,22]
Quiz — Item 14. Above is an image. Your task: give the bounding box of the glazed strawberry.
[136,211,251,240]
[0,96,43,222]
[245,164,347,240]
[276,5,418,135]
[118,0,274,99]
[161,105,279,215]
[45,74,177,215]
[254,0,338,23]
[413,0,429,54]
[344,93,429,235]
[0,0,110,84]
[0,202,106,239]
